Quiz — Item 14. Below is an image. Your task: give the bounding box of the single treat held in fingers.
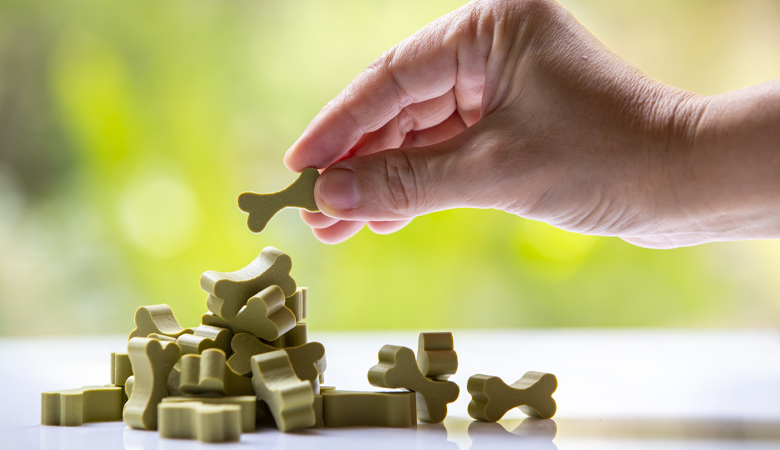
[238,168,320,233]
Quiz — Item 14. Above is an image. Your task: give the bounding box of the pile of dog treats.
[40,171,558,442]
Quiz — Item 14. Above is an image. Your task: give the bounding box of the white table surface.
[2,329,780,450]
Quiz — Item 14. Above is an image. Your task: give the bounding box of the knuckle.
[474,0,553,22]
[368,46,414,109]
[470,0,500,11]
[368,46,397,73]
[380,151,428,215]
[396,109,415,135]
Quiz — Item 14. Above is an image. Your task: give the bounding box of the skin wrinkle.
[407,90,457,129]
[359,53,408,133]
[679,95,713,215]
[560,195,612,236]
[551,177,601,230]
[402,110,467,148]
[603,203,647,237]
[383,47,416,110]
[493,14,528,113]
[361,58,403,132]
[480,8,510,116]
[355,91,459,159]
[415,150,433,212]
[382,150,418,215]
[396,108,415,136]
[339,91,368,155]
[449,5,484,124]
[590,197,631,237]
[656,93,707,237]
[451,20,463,123]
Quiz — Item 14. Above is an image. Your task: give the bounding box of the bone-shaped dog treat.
[227,333,326,386]
[113,384,129,407]
[125,376,134,398]
[179,349,254,397]
[255,400,278,428]
[285,287,308,321]
[199,287,296,341]
[250,350,315,432]
[123,337,181,430]
[467,372,558,421]
[264,322,308,348]
[416,332,458,381]
[238,167,320,233]
[312,393,323,428]
[167,362,182,396]
[200,312,233,334]
[158,402,242,443]
[201,246,297,320]
[310,386,336,429]
[201,314,307,348]
[125,356,177,399]
[177,325,232,355]
[147,334,178,342]
[128,304,194,340]
[321,390,417,428]
[111,352,133,386]
[368,345,459,423]
[110,352,133,405]
[41,385,123,426]
[162,396,257,432]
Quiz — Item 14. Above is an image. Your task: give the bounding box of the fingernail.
[318,168,358,211]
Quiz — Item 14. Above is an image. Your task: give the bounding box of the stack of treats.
[40,170,558,442]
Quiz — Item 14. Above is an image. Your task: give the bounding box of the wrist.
[606,81,710,237]
[661,81,780,240]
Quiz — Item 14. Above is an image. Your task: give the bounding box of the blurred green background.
[0,0,779,335]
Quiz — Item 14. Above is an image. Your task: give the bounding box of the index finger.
[284,13,463,172]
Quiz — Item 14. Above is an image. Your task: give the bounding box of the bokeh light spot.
[118,170,200,258]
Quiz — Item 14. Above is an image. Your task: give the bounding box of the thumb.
[314,129,494,221]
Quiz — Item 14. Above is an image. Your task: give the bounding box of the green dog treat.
[162,396,257,432]
[250,350,315,432]
[238,167,320,233]
[227,333,326,389]
[416,332,458,381]
[200,246,297,320]
[41,386,123,426]
[177,325,232,355]
[125,376,134,398]
[111,352,133,386]
[201,315,307,349]
[107,383,129,407]
[255,400,277,428]
[368,345,459,424]
[321,390,416,428]
[128,304,194,340]
[263,322,308,348]
[158,402,241,443]
[312,394,323,428]
[123,337,181,430]
[200,286,296,341]
[285,287,308,322]
[467,372,558,422]
[147,334,178,342]
[179,349,253,397]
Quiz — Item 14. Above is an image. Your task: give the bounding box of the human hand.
[284,0,780,248]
